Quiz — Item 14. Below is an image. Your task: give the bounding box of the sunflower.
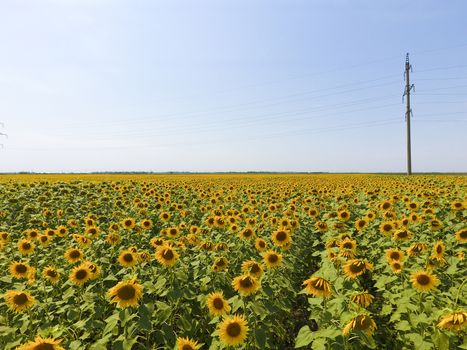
[239,228,255,240]
[108,279,143,308]
[176,337,200,350]
[263,250,283,268]
[69,264,92,286]
[255,238,268,252]
[121,217,136,229]
[206,291,231,316]
[429,218,443,231]
[437,311,467,331]
[339,239,357,258]
[10,261,30,279]
[4,290,35,313]
[390,261,403,273]
[212,257,228,272]
[337,210,351,222]
[106,233,121,246]
[141,219,153,230]
[302,277,332,298]
[84,261,101,279]
[315,221,328,233]
[379,222,394,236]
[56,226,68,237]
[385,248,405,262]
[410,270,439,292]
[155,245,179,267]
[354,219,368,232]
[343,259,373,279]
[64,247,84,263]
[218,314,249,347]
[85,226,100,238]
[365,211,376,221]
[43,266,60,284]
[431,240,446,263]
[271,229,292,248]
[343,314,377,336]
[451,201,464,211]
[16,336,64,350]
[380,200,392,211]
[407,243,427,256]
[18,239,35,255]
[167,227,180,238]
[241,260,264,279]
[232,274,260,296]
[118,250,138,268]
[159,212,171,222]
[393,229,412,241]
[455,228,467,243]
[351,291,374,308]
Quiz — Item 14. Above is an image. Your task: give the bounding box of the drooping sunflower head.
[155,245,179,267]
[410,270,439,292]
[302,276,332,298]
[4,290,35,313]
[16,335,64,350]
[343,259,373,279]
[43,266,60,283]
[263,250,283,269]
[206,291,231,316]
[232,274,260,296]
[407,242,428,256]
[241,260,264,279]
[218,314,249,347]
[437,311,467,331]
[393,229,412,241]
[342,314,377,336]
[351,291,374,308]
[212,257,228,272]
[176,336,200,350]
[108,279,143,308]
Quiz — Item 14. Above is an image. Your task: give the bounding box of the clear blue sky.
[1,0,466,172]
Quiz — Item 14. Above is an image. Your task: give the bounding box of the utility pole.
[403,53,414,175]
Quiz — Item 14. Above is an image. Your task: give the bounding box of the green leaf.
[311,338,327,350]
[255,326,267,349]
[295,325,315,348]
[395,320,411,331]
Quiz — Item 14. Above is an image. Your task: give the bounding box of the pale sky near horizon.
[0,0,466,173]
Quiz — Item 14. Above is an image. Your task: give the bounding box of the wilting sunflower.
[232,274,260,296]
[155,245,179,267]
[407,242,427,256]
[342,314,377,336]
[343,259,373,279]
[106,233,121,246]
[263,250,283,268]
[175,337,200,350]
[206,291,231,316]
[43,266,60,284]
[212,257,228,272]
[393,229,412,241]
[302,277,332,298]
[64,247,84,263]
[10,261,31,279]
[455,228,467,243]
[218,314,249,347]
[16,336,64,350]
[69,264,92,286]
[118,250,138,268]
[18,239,35,255]
[241,260,264,279]
[351,291,374,308]
[271,229,292,248]
[4,290,35,313]
[385,248,405,262]
[410,270,439,292]
[108,279,143,308]
[255,238,268,252]
[437,311,467,331]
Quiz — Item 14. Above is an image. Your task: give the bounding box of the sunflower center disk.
[226,323,241,337]
[117,285,136,300]
[76,269,88,280]
[162,250,174,260]
[13,293,28,305]
[213,298,224,309]
[417,274,430,285]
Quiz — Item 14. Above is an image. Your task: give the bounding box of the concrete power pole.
[403,53,414,175]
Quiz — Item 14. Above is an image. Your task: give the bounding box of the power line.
[403,53,414,176]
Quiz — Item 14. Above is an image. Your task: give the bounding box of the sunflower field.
[0,174,465,350]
